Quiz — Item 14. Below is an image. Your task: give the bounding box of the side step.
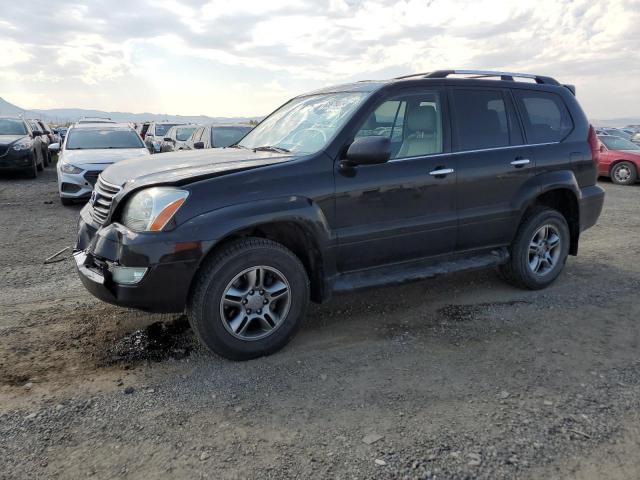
[333,248,509,293]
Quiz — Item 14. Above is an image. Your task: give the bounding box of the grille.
[89,176,122,225]
[83,170,101,186]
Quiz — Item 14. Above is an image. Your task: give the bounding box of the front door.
[334,89,457,272]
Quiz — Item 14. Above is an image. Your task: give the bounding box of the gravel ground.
[1,165,639,480]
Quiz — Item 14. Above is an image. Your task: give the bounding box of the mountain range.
[1,96,637,128]
[0,97,261,125]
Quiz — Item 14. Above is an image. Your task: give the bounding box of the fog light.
[109,266,148,285]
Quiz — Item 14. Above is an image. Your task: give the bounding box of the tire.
[498,207,570,290]
[610,161,637,186]
[187,237,310,360]
[43,150,51,167]
[36,154,44,171]
[25,154,38,178]
[60,196,75,206]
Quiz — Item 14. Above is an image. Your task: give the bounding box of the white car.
[159,124,200,153]
[51,123,149,205]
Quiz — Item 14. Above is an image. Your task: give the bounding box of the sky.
[1,0,639,119]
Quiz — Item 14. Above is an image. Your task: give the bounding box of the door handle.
[429,168,455,176]
[510,158,530,167]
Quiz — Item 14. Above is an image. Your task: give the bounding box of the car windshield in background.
[0,119,28,135]
[237,92,369,154]
[212,126,251,147]
[600,136,640,151]
[66,129,144,150]
[155,124,180,136]
[175,126,198,141]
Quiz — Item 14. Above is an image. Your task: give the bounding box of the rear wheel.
[610,161,637,186]
[187,238,309,360]
[498,207,570,290]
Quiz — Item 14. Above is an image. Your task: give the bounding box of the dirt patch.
[437,300,531,322]
[101,315,194,366]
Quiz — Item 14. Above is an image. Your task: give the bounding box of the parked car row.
[596,126,640,145]
[0,117,56,177]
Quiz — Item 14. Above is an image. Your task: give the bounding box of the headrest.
[406,105,436,133]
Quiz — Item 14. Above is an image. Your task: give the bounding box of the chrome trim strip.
[388,142,558,163]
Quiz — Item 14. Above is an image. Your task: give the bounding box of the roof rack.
[395,69,560,86]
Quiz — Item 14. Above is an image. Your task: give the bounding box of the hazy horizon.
[1,0,639,119]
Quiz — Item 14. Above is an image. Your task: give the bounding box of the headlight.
[121,187,189,232]
[12,141,31,151]
[60,162,82,174]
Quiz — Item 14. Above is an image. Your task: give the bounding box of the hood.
[63,148,149,166]
[0,135,28,146]
[621,150,640,156]
[101,147,296,188]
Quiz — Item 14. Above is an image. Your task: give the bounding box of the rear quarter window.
[514,90,573,144]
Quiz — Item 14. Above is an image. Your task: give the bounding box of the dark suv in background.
[74,70,605,360]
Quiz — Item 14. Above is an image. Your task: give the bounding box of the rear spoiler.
[563,84,576,95]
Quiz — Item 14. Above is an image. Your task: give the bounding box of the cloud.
[0,0,638,118]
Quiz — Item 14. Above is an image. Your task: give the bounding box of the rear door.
[334,88,457,272]
[450,87,535,251]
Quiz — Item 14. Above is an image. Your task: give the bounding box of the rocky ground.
[1,165,639,479]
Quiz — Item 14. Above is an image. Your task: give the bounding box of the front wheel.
[187,238,310,360]
[498,207,570,290]
[610,161,637,186]
[25,154,38,178]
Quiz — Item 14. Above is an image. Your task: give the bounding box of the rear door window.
[451,89,510,151]
[513,90,573,144]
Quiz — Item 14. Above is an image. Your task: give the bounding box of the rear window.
[452,89,510,151]
[176,126,198,141]
[66,129,144,150]
[211,127,251,147]
[514,90,573,144]
[155,124,180,136]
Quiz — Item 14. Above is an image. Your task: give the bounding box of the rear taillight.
[587,124,599,164]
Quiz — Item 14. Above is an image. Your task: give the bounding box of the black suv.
[74,70,605,360]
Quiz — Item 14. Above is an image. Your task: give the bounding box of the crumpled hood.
[0,135,27,147]
[63,148,149,166]
[100,148,296,188]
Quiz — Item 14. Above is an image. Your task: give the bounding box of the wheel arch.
[186,197,334,304]
[609,158,638,175]
[522,186,580,255]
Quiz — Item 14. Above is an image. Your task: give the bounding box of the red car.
[597,135,640,185]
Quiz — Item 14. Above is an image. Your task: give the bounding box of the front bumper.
[0,149,33,170]
[57,164,101,199]
[75,206,202,313]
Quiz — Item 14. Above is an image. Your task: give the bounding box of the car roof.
[303,69,571,97]
[71,122,135,130]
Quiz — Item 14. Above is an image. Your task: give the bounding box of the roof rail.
[395,69,561,86]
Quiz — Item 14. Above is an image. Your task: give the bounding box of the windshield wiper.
[252,145,291,153]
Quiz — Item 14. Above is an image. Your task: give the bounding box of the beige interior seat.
[397,105,439,158]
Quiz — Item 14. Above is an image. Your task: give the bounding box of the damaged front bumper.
[74,205,202,313]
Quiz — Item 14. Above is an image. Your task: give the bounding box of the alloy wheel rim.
[528,225,561,276]
[219,266,291,341]
[614,165,631,182]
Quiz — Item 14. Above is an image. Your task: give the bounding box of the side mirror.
[193,141,205,149]
[48,143,60,152]
[32,130,43,136]
[343,136,391,166]
[163,137,173,142]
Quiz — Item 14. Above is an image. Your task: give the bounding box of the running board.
[333,248,509,293]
